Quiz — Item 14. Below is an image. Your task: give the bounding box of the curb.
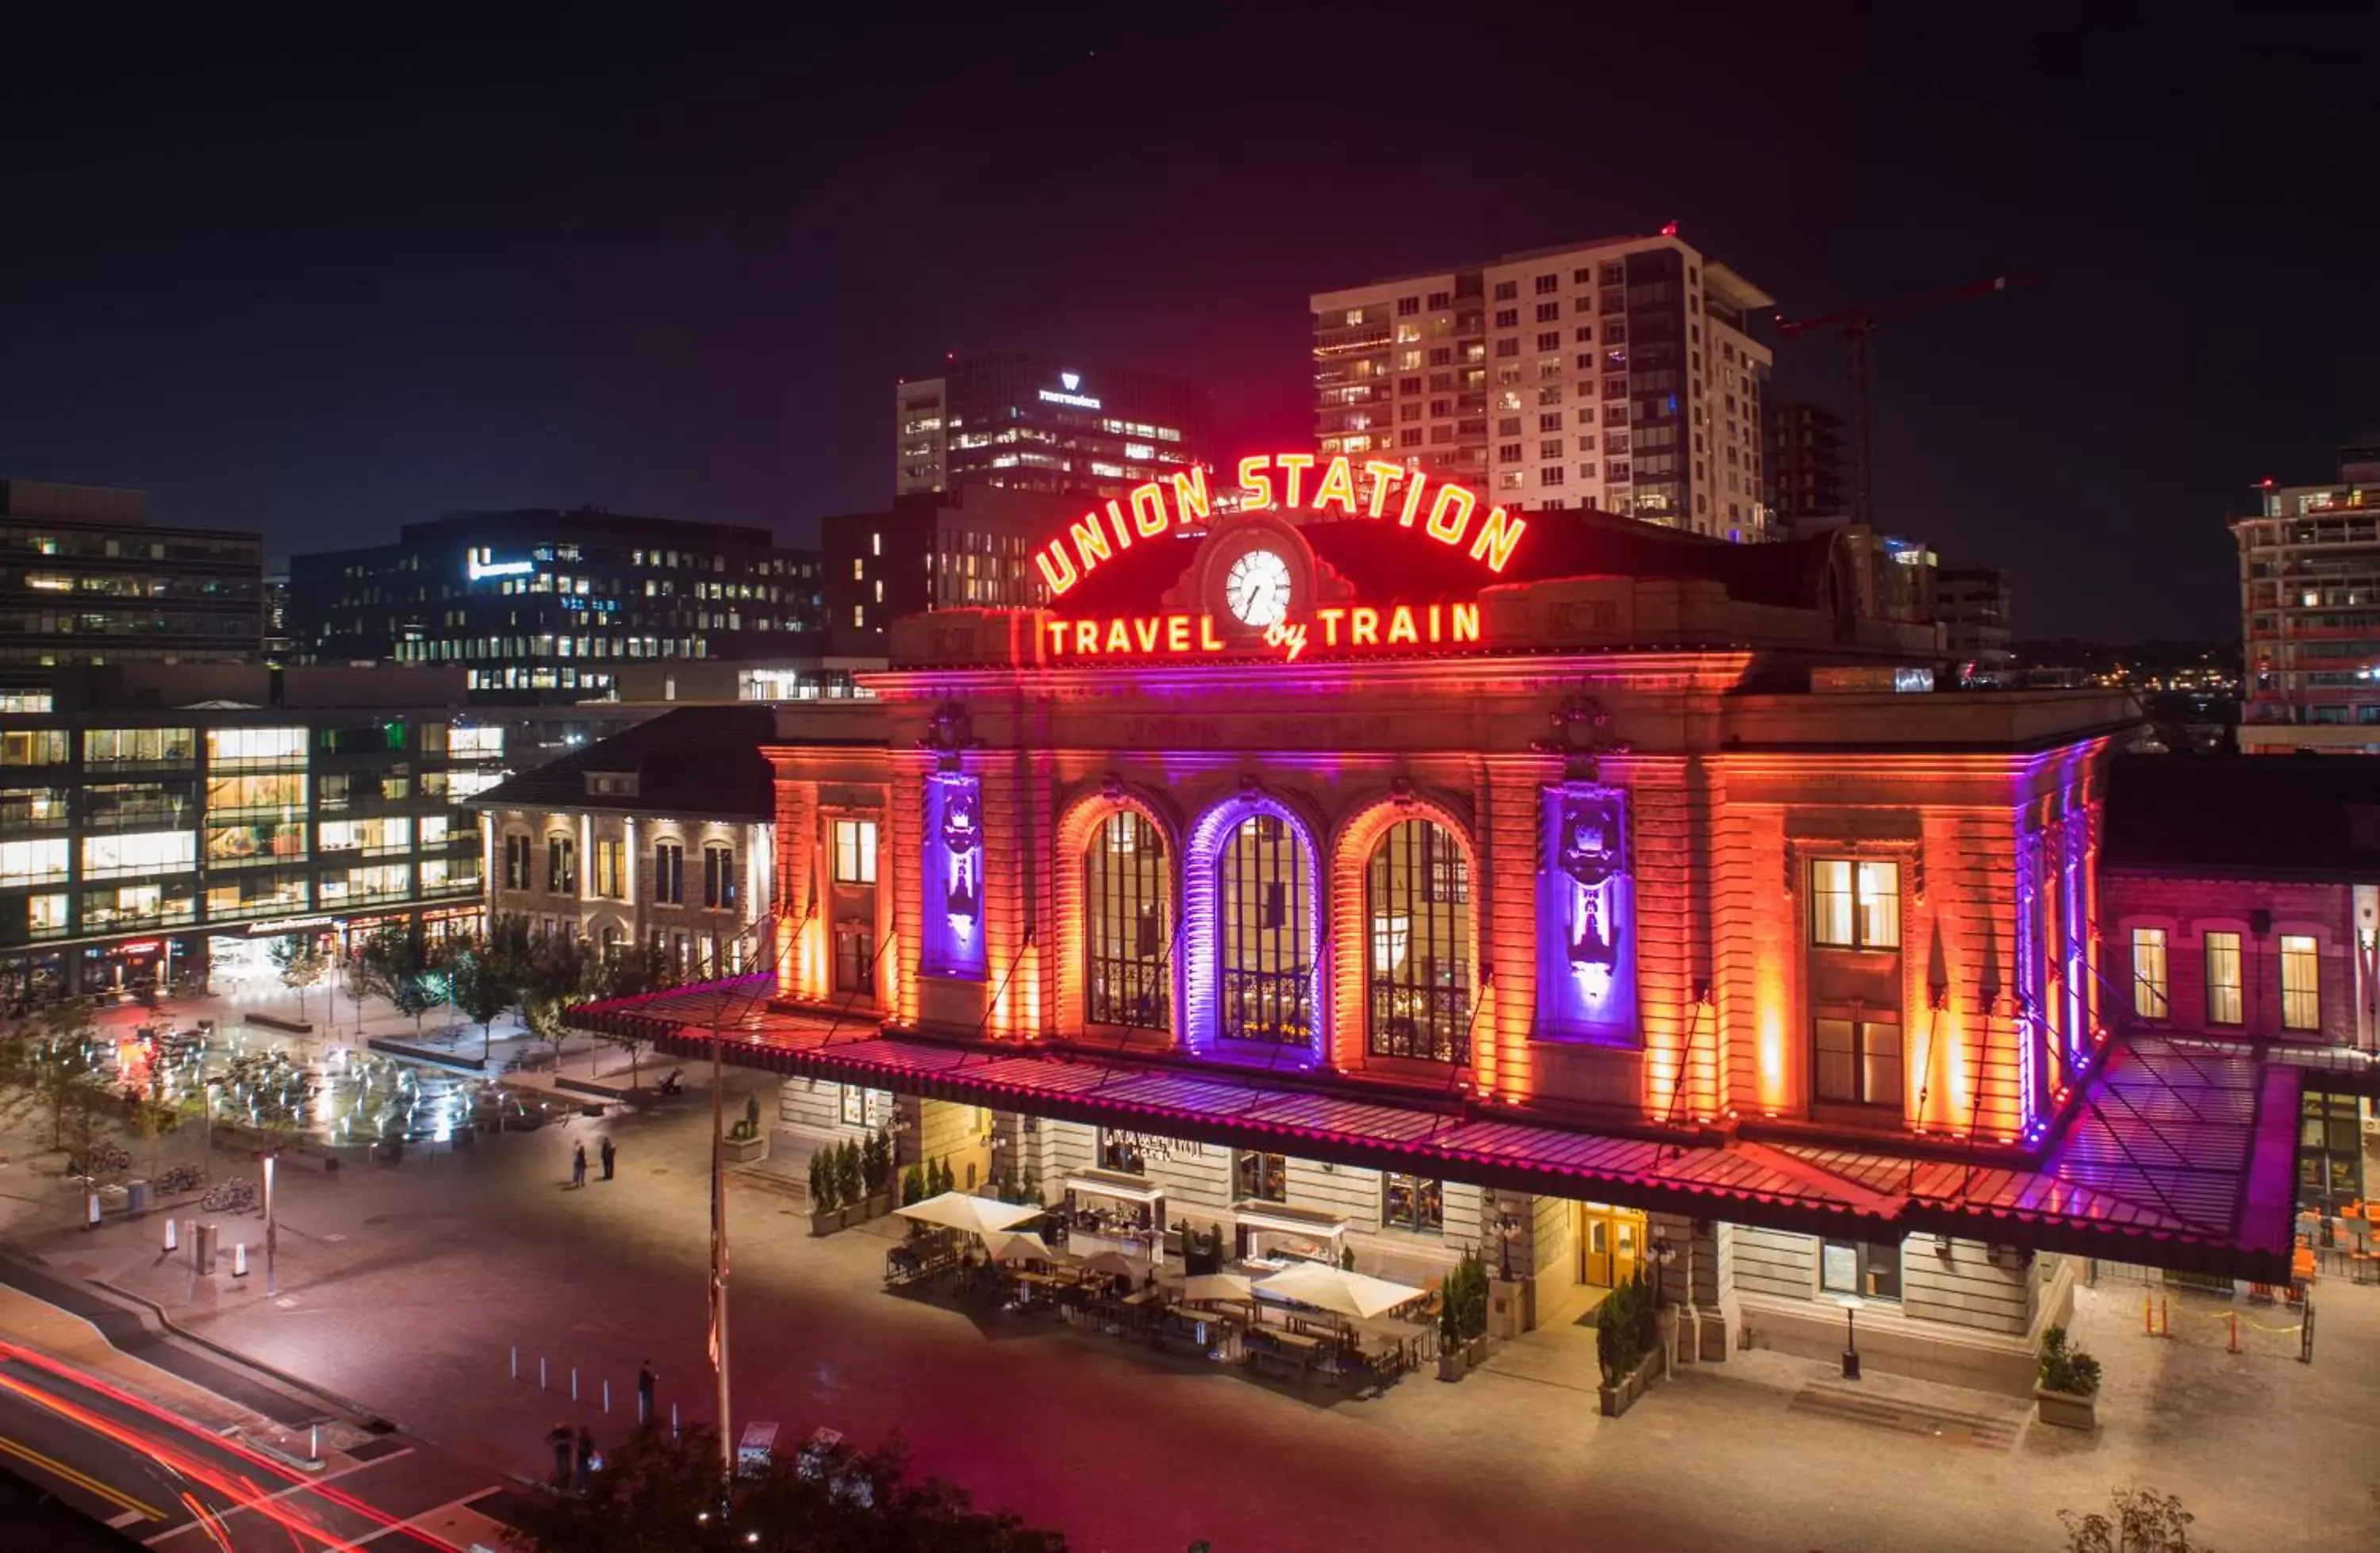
[86,1275,396,1431]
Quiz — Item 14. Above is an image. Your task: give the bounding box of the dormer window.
[585,771,639,798]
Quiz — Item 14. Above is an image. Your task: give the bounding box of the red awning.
[572,980,2298,1282]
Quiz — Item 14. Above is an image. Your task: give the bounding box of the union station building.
[568,454,2299,1395]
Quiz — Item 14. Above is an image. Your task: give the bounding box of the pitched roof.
[467,704,776,821]
[2102,754,2380,879]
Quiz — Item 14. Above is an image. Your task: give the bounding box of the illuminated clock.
[1223,548,1293,627]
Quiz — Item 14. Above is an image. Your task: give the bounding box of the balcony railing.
[1219,968,1311,1046]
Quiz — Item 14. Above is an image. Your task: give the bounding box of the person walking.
[599,1137,616,1182]
[635,1360,655,1426]
[570,1143,588,1189]
[574,1426,596,1494]
[546,1421,573,1489]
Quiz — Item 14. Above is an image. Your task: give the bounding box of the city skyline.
[2,10,2374,644]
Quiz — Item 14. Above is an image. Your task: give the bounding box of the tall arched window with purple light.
[1535,784,1637,1043]
[919,772,985,980]
[1182,795,1324,1063]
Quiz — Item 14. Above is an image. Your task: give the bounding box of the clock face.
[1223,547,1293,627]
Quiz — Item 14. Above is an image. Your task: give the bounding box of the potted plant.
[862,1130,895,1217]
[835,1140,866,1227]
[1457,1250,1491,1365]
[1595,1271,1667,1417]
[808,1148,842,1237]
[1437,1282,1467,1381]
[2035,1325,2102,1430]
[900,1162,925,1206]
[722,1101,769,1164]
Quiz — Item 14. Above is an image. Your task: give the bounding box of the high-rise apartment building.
[1765,397,1849,520]
[1936,564,2015,686]
[0,480,263,668]
[892,351,1215,502]
[288,508,824,705]
[1311,232,1775,539]
[2234,445,2380,753]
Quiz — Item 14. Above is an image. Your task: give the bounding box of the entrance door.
[1576,1203,1648,1289]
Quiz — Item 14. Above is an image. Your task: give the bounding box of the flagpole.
[710,995,731,1479]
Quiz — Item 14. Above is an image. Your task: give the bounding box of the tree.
[447,943,516,1061]
[501,1424,1069,1553]
[2060,1486,2206,1553]
[516,927,594,1072]
[589,941,680,1086]
[267,935,332,1023]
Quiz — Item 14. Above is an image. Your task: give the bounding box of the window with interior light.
[1085,811,1168,1030]
[2205,931,2244,1025]
[2130,927,2169,1019]
[1810,859,1900,949]
[2281,934,2320,1031]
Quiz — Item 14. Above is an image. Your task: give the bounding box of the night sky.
[4,9,2374,642]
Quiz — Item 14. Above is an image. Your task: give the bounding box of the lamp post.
[1837,1294,1865,1380]
[1495,1210,1522,1282]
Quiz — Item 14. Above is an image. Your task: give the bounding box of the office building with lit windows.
[574,445,2301,1401]
[822,484,1083,657]
[0,664,504,1007]
[286,508,824,705]
[1,479,263,667]
[1311,232,1775,540]
[893,351,1214,502]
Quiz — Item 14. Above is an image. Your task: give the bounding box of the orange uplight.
[1755,958,1788,1112]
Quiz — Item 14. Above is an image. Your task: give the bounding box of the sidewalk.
[6,1076,2371,1552]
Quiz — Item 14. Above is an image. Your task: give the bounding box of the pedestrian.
[546,1421,572,1489]
[636,1360,655,1426]
[571,1143,587,1189]
[574,1426,596,1494]
[599,1137,616,1181]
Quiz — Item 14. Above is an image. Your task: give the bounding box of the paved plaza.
[1,993,2375,1550]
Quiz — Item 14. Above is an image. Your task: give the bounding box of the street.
[2,982,2377,1551]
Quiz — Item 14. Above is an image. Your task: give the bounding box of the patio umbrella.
[895,1191,1043,1237]
[1180,1272,1253,1305]
[981,1229,1054,1264]
[1253,1263,1425,1321]
[1074,1249,1153,1280]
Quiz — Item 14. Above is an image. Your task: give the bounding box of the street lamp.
[1837,1293,1865,1380]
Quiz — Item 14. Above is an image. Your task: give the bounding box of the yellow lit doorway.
[1576,1202,1648,1289]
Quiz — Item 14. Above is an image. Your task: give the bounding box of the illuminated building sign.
[1535,784,1637,1044]
[1038,384,1103,410]
[1031,453,1529,598]
[466,550,535,581]
[1041,603,1482,665]
[920,773,985,980]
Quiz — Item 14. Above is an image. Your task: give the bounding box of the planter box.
[1437,1348,1468,1382]
[866,1191,893,1220]
[2034,1385,2097,1430]
[809,1208,843,1238]
[1465,1336,1488,1366]
[722,1133,769,1164]
[1597,1349,1664,1418]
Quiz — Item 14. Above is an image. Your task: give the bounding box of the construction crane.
[1772,275,2011,528]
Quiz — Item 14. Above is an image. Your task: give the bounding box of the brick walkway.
[1,1010,2372,1551]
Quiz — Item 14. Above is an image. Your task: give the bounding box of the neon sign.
[1038,386,1103,410]
[1042,602,1480,664]
[1031,453,1529,598]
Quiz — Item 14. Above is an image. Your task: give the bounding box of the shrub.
[808,1148,836,1213]
[900,1163,924,1206]
[2040,1325,2103,1396]
[835,1140,863,1206]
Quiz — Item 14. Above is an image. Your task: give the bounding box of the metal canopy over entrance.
[572,980,2300,1283]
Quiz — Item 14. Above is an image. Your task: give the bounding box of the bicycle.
[155,1163,203,1194]
[200,1179,258,1214]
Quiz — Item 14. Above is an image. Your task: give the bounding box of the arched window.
[1365,819,1472,1062]
[1219,814,1311,1045]
[1085,812,1169,1030]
